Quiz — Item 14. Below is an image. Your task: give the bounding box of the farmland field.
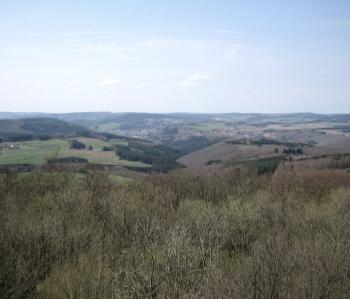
[0,139,68,165]
[178,142,285,169]
[0,139,151,167]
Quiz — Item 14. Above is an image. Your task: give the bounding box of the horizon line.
[1,111,350,116]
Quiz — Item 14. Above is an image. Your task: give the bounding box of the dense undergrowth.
[1,168,350,298]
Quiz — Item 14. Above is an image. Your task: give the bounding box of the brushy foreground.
[1,168,350,298]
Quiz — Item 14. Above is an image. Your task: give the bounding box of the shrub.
[70,140,86,150]
[1,169,350,297]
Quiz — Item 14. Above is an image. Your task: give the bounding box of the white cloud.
[96,79,122,87]
[137,82,150,89]
[137,39,172,49]
[318,69,328,76]
[180,73,211,86]
[252,88,275,95]
[0,75,9,80]
[289,87,305,95]
[160,83,173,89]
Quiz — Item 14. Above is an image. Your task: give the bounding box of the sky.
[0,0,350,113]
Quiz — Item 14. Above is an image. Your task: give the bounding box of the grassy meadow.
[0,138,151,168]
[0,139,68,165]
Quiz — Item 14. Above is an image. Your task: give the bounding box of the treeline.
[245,155,285,174]
[49,157,88,164]
[70,139,87,150]
[0,134,53,142]
[205,159,222,166]
[171,136,217,155]
[1,169,350,298]
[116,141,183,172]
[19,118,89,135]
[283,147,303,155]
[226,138,309,147]
[0,132,129,144]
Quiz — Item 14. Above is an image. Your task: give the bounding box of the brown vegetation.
[1,168,350,298]
[178,142,284,169]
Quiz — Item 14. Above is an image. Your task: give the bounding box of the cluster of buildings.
[0,144,21,152]
[8,144,21,150]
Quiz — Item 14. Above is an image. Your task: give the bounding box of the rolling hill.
[0,118,89,140]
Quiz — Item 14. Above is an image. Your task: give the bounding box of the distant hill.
[0,118,89,141]
[2,112,350,130]
[2,112,350,147]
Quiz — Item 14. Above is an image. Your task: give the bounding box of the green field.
[0,139,151,168]
[75,137,110,149]
[0,139,68,165]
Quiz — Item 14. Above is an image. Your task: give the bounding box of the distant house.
[8,144,21,150]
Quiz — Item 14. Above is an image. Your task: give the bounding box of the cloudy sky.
[0,0,350,113]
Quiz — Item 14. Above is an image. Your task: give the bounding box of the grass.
[75,137,110,149]
[61,149,151,167]
[75,137,128,149]
[0,139,151,168]
[109,174,133,184]
[0,139,68,164]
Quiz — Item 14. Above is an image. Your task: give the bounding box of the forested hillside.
[0,118,89,141]
[1,168,350,298]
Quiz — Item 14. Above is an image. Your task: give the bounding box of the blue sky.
[0,0,350,113]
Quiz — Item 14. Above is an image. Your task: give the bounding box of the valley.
[1,112,350,177]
